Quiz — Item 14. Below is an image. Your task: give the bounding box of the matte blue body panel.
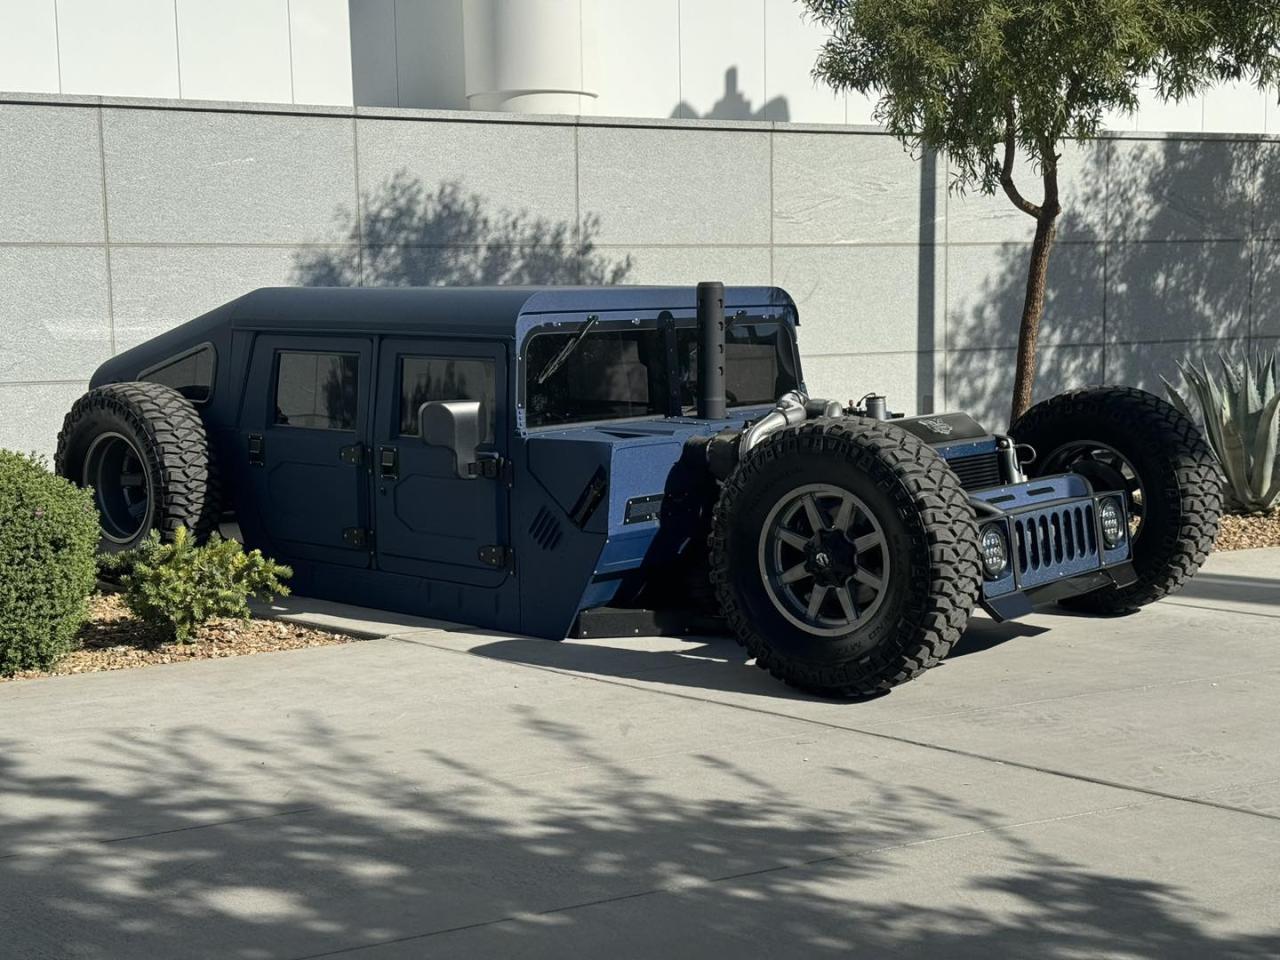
[82,282,1131,639]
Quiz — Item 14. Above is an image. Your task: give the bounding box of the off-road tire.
[709,418,982,698]
[56,381,220,552]
[1011,386,1222,613]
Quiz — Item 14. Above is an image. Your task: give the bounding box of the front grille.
[1012,503,1098,587]
[947,451,1003,490]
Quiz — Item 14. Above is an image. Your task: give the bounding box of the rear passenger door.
[371,338,509,587]
[240,335,373,567]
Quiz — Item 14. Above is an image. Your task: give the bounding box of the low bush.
[122,527,292,642]
[0,450,99,674]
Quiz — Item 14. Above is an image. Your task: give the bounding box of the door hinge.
[339,442,366,466]
[247,433,265,466]
[478,544,511,568]
[342,527,373,548]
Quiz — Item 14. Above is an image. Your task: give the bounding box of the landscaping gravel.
[2,594,358,682]
[1216,510,1280,551]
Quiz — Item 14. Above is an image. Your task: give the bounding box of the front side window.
[399,356,496,442]
[524,318,797,428]
[274,351,359,430]
[142,343,216,402]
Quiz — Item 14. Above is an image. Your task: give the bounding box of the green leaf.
[1252,389,1280,506]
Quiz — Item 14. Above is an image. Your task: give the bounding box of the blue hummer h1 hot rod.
[58,283,1222,697]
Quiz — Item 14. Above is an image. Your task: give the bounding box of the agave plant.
[1163,351,1280,514]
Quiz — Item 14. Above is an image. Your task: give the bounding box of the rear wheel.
[1011,386,1222,613]
[56,382,219,552]
[709,418,981,698]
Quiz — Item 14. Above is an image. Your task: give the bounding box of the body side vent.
[529,506,564,551]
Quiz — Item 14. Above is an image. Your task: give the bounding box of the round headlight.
[1099,497,1125,547]
[980,525,1009,578]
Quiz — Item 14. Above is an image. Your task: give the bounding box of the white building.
[2,0,1274,130]
[0,0,1276,454]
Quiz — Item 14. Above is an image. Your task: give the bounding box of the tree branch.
[1000,107,1041,219]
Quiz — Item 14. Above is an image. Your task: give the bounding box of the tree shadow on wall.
[950,136,1272,430]
[673,66,790,122]
[292,170,633,287]
[1,712,1277,957]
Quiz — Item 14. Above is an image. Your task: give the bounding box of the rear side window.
[141,343,216,403]
[399,356,496,442]
[274,351,359,430]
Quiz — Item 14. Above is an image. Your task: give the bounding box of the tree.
[801,0,1207,423]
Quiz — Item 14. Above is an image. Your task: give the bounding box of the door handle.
[379,446,399,480]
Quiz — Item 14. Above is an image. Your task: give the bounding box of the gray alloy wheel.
[757,483,889,637]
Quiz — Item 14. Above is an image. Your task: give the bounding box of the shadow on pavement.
[467,614,1051,701]
[1,712,1276,958]
[1170,571,1280,609]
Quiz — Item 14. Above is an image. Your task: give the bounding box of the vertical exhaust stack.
[697,280,726,419]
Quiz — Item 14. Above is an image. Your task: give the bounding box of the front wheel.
[1011,386,1222,613]
[709,418,981,698]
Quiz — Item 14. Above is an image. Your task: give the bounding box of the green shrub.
[1164,351,1280,514]
[122,527,292,642]
[0,450,99,674]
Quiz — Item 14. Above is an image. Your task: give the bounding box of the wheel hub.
[806,528,857,586]
[757,483,890,637]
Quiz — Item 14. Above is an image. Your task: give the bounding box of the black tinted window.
[526,330,665,427]
[399,356,496,442]
[274,351,359,430]
[143,344,215,402]
[525,319,797,428]
[677,321,794,410]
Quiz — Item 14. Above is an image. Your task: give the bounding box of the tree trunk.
[1009,210,1059,424]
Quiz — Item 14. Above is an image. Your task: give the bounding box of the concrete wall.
[0,0,353,106]
[1,93,1276,457]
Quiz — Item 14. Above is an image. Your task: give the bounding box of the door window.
[274,351,360,430]
[398,356,496,443]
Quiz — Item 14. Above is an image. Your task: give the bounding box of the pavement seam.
[280,797,1160,959]
[391,636,1280,826]
[1159,599,1280,620]
[0,807,317,863]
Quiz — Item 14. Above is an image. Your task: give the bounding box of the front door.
[372,338,510,587]
[241,335,373,568]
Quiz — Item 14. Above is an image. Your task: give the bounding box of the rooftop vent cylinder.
[697,281,727,420]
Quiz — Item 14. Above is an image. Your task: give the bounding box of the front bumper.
[970,474,1135,622]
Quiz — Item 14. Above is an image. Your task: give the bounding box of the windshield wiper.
[534,314,600,384]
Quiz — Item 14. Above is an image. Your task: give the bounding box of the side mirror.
[418,400,481,479]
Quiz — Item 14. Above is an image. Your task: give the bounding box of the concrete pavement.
[1,548,1277,958]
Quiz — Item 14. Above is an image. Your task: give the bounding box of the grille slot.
[529,506,563,551]
[946,451,1003,490]
[1012,503,1098,587]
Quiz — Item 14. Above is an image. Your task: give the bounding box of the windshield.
[523,316,799,428]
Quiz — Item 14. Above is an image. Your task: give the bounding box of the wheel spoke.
[852,531,883,554]
[807,585,828,619]
[852,568,882,590]
[777,529,809,551]
[779,563,810,584]
[119,472,144,487]
[832,494,855,532]
[127,500,148,519]
[835,586,858,622]
[802,494,826,534]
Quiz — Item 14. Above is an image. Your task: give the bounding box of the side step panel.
[571,606,726,639]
